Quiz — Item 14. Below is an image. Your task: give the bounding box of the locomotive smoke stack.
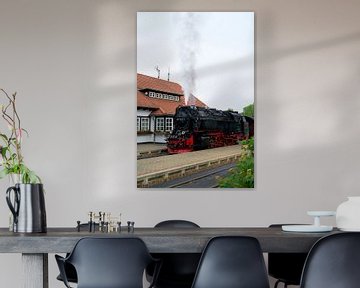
[179,12,198,106]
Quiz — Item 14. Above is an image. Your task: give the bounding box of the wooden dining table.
[0,226,339,288]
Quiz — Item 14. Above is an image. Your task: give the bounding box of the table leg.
[22,253,48,288]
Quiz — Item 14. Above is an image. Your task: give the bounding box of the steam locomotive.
[167,106,254,154]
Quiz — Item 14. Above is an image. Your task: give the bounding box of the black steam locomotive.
[167,106,254,154]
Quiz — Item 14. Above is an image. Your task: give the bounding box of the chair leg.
[274,280,289,288]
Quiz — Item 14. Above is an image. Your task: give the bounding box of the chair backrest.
[66,237,154,288]
[268,224,308,285]
[300,232,360,288]
[150,220,201,287]
[155,219,200,228]
[191,236,270,288]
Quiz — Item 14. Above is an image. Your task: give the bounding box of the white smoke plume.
[179,12,199,106]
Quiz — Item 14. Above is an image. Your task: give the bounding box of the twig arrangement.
[0,88,40,183]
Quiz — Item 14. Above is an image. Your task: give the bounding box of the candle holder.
[282,211,335,232]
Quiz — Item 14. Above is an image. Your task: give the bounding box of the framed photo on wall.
[137,12,254,188]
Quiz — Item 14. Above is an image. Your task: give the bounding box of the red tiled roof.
[187,93,208,108]
[137,91,158,109]
[137,73,184,95]
[137,90,185,115]
[137,73,208,116]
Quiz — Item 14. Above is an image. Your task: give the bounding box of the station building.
[137,73,207,143]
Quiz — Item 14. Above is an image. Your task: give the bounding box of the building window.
[156,117,165,131]
[165,117,173,131]
[147,90,179,102]
[141,118,150,131]
[137,117,140,131]
[137,117,150,131]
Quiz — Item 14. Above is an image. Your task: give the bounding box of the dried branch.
[0,88,40,183]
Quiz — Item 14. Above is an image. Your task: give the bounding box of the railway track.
[150,163,237,188]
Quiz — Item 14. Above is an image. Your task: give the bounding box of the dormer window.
[147,90,179,102]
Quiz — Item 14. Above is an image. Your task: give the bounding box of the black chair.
[268,224,308,288]
[56,223,99,284]
[55,237,160,288]
[300,232,360,288]
[147,220,201,288]
[191,236,270,288]
[56,262,77,284]
[154,220,200,229]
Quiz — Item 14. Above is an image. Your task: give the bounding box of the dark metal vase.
[6,183,47,233]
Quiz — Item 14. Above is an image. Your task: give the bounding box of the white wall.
[1,0,360,287]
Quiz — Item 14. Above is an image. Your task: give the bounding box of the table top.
[0,227,340,254]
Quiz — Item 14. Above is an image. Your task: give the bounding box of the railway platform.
[137,144,242,187]
[137,143,167,159]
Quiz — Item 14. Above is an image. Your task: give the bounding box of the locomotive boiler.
[167,106,254,154]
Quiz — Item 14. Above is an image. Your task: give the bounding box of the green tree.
[218,137,254,188]
[242,103,254,117]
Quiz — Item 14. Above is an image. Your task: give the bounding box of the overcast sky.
[137,12,254,111]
